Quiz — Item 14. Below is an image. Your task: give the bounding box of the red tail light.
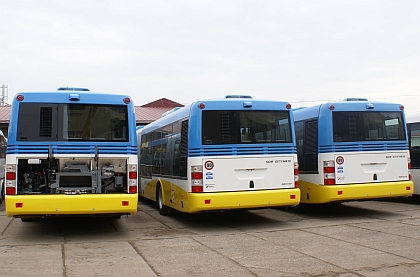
[408,158,412,180]
[191,172,203,179]
[324,179,335,185]
[323,160,335,185]
[192,186,203,193]
[294,162,299,188]
[6,187,16,195]
[323,167,335,173]
[129,171,137,179]
[6,172,16,180]
[191,165,203,193]
[129,186,137,193]
[127,164,138,194]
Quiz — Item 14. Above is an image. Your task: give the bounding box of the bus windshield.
[202,110,292,144]
[17,103,128,142]
[333,111,405,142]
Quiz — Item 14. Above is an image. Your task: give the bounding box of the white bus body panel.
[329,151,409,185]
[198,155,296,192]
[412,169,420,195]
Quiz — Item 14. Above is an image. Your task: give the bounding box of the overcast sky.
[1,0,419,113]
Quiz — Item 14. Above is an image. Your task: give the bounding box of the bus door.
[334,152,409,185]
[202,156,295,192]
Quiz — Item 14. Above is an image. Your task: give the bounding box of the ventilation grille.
[39,107,52,137]
[220,113,231,142]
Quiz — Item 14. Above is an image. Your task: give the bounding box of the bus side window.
[410,123,420,168]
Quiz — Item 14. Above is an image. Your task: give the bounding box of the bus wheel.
[157,184,169,215]
[0,181,4,205]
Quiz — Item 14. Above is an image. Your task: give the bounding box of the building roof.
[0,105,11,123]
[0,98,183,125]
[141,98,183,108]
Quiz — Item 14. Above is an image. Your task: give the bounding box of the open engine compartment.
[17,157,128,195]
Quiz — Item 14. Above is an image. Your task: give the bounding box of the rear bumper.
[185,188,300,213]
[299,180,413,204]
[5,194,138,217]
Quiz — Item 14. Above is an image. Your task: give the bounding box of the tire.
[0,180,4,205]
[157,184,169,215]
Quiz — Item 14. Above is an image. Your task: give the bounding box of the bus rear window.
[202,110,292,144]
[17,103,128,142]
[333,111,406,142]
[63,104,128,141]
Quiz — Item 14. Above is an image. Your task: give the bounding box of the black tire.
[157,184,169,215]
[0,181,4,205]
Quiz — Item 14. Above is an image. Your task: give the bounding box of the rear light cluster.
[323,160,336,185]
[294,162,299,188]
[5,164,17,195]
[128,164,138,193]
[191,165,203,192]
[408,158,412,181]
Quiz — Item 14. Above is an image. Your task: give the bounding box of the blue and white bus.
[137,97,300,215]
[406,111,420,195]
[294,99,413,204]
[5,88,138,219]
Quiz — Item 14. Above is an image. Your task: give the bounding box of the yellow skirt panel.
[177,188,300,213]
[5,194,138,217]
[299,180,413,204]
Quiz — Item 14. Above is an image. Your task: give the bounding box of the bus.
[4,88,138,219]
[406,111,420,195]
[293,99,413,204]
[137,97,300,215]
[0,130,6,205]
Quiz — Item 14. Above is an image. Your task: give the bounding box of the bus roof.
[12,90,133,105]
[293,100,405,122]
[141,97,293,134]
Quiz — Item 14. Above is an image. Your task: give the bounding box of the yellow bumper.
[299,180,413,204]
[5,194,138,217]
[184,188,301,213]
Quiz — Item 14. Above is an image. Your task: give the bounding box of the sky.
[1,0,419,114]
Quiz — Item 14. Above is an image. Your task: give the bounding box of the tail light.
[191,165,203,192]
[294,162,299,188]
[5,164,17,195]
[323,160,335,185]
[408,158,412,180]
[128,164,138,194]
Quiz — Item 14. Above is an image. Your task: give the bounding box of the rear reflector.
[122,201,129,206]
[16,203,23,208]
[406,186,411,191]
[204,199,211,204]
[290,195,296,199]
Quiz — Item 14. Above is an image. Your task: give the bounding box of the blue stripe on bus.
[7,145,137,155]
[319,142,408,153]
[189,145,297,156]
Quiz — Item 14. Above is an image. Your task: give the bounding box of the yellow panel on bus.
[299,180,413,204]
[5,194,138,217]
